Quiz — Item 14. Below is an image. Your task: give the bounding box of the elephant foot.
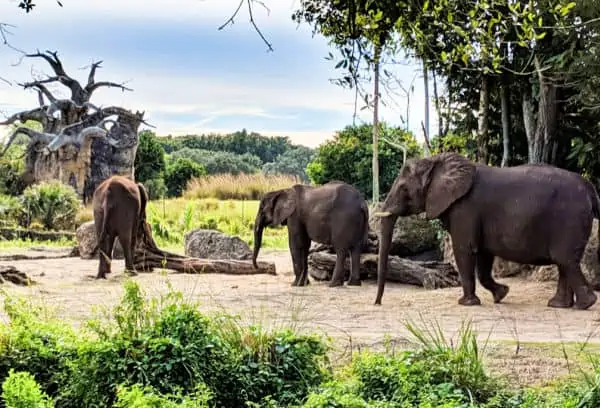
[547,296,574,309]
[574,288,597,310]
[458,295,481,306]
[291,281,299,287]
[95,273,107,280]
[125,269,138,276]
[328,280,344,288]
[347,279,362,286]
[492,284,510,303]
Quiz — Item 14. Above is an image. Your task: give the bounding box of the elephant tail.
[137,182,148,221]
[91,194,111,258]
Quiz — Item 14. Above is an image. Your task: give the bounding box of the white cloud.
[0,0,438,148]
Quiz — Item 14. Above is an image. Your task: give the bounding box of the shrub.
[165,158,206,197]
[114,383,212,408]
[19,181,81,230]
[142,178,167,200]
[134,130,167,183]
[170,148,263,175]
[1,369,55,408]
[0,195,22,227]
[185,173,301,200]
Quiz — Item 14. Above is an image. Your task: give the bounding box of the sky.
[0,0,434,148]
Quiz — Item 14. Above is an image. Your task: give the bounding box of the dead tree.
[0,50,150,202]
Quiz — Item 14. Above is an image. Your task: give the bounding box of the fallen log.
[0,266,35,286]
[308,252,459,289]
[131,226,276,275]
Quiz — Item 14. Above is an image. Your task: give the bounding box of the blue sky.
[0,0,433,148]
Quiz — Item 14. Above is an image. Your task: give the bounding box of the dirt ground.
[1,247,600,386]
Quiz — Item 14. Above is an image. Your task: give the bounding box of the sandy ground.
[1,247,600,385]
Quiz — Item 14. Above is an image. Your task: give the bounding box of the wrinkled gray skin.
[374,152,600,310]
[253,181,369,287]
[92,175,148,279]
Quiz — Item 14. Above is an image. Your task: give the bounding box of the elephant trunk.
[252,214,265,269]
[374,213,398,305]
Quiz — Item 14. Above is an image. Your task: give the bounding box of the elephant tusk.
[373,211,392,217]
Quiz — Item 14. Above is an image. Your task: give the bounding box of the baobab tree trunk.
[0,50,148,201]
[477,74,490,164]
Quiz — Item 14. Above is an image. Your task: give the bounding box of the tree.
[0,51,148,202]
[164,157,206,197]
[169,148,262,175]
[306,122,421,199]
[262,146,315,182]
[134,130,166,183]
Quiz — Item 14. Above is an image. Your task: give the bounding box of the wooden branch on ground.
[0,266,34,285]
[131,224,276,275]
[308,252,459,289]
[133,247,276,275]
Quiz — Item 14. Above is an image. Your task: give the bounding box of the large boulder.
[441,219,600,287]
[75,221,124,259]
[369,204,440,258]
[184,229,252,260]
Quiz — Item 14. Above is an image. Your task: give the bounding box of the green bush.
[306,122,421,200]
[0,195,22,227]
[19,181,80,230]
[165,158,206,197]
[142,178,167,200]
[1,369,55,408]
[135,130,167,183]
[170,148,263,175]
[114,383,212,408]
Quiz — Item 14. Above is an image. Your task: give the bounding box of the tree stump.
[0,266,35,286]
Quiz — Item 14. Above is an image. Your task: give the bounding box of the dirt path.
[1,249,600,384]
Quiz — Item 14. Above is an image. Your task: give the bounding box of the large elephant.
[252,181,369,287]
[373,152,600,310]
[91,175,149,279]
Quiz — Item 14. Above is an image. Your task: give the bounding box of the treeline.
[134,129,315,199]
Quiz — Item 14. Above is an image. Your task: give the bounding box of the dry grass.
[184,173,304,200]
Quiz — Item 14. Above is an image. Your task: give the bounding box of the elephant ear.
[272,189,297,225]
[423,152,476,219]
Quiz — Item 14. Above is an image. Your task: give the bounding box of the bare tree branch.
[85,80,133,94]
[219,0,273,52]
[0,106,49,127]
[1,127,54,156]
[87,60,103,87]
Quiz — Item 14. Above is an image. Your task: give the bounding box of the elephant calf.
[92,175,149,279]
[252,181,369,287]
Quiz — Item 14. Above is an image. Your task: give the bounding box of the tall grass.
[185,173,303,200]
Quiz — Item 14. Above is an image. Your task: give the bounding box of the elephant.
[373,152,600,310]
[252,181,369,287]
[91,175,149,279]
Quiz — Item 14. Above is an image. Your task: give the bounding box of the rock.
[75,221,124,259]
[369,204,440,257]
[184,229,252,260]
[441,219,600,286]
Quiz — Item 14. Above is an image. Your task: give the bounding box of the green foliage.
[135,130,167,183]
[1,370,55,408]
[0,141,27,197]
[0,195,22,228]
[307,122,421,199]
[114,383,212,408]
[262,146,315,182]
[169,148,263,175]
[142,178,167,200]
[164,158,206,197]
[20,181,80,230]
[0,281,330,408]
[158,129,293,164]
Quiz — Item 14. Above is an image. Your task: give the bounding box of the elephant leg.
[347,246,362,286]
[558,262,596,310]
[329,249,348,288]
[454,248,480,306]
[96,233,116,279]
[119,230,137,276]
[298,240,311,287]
[548,266,574,308]
[476,252,509,303]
